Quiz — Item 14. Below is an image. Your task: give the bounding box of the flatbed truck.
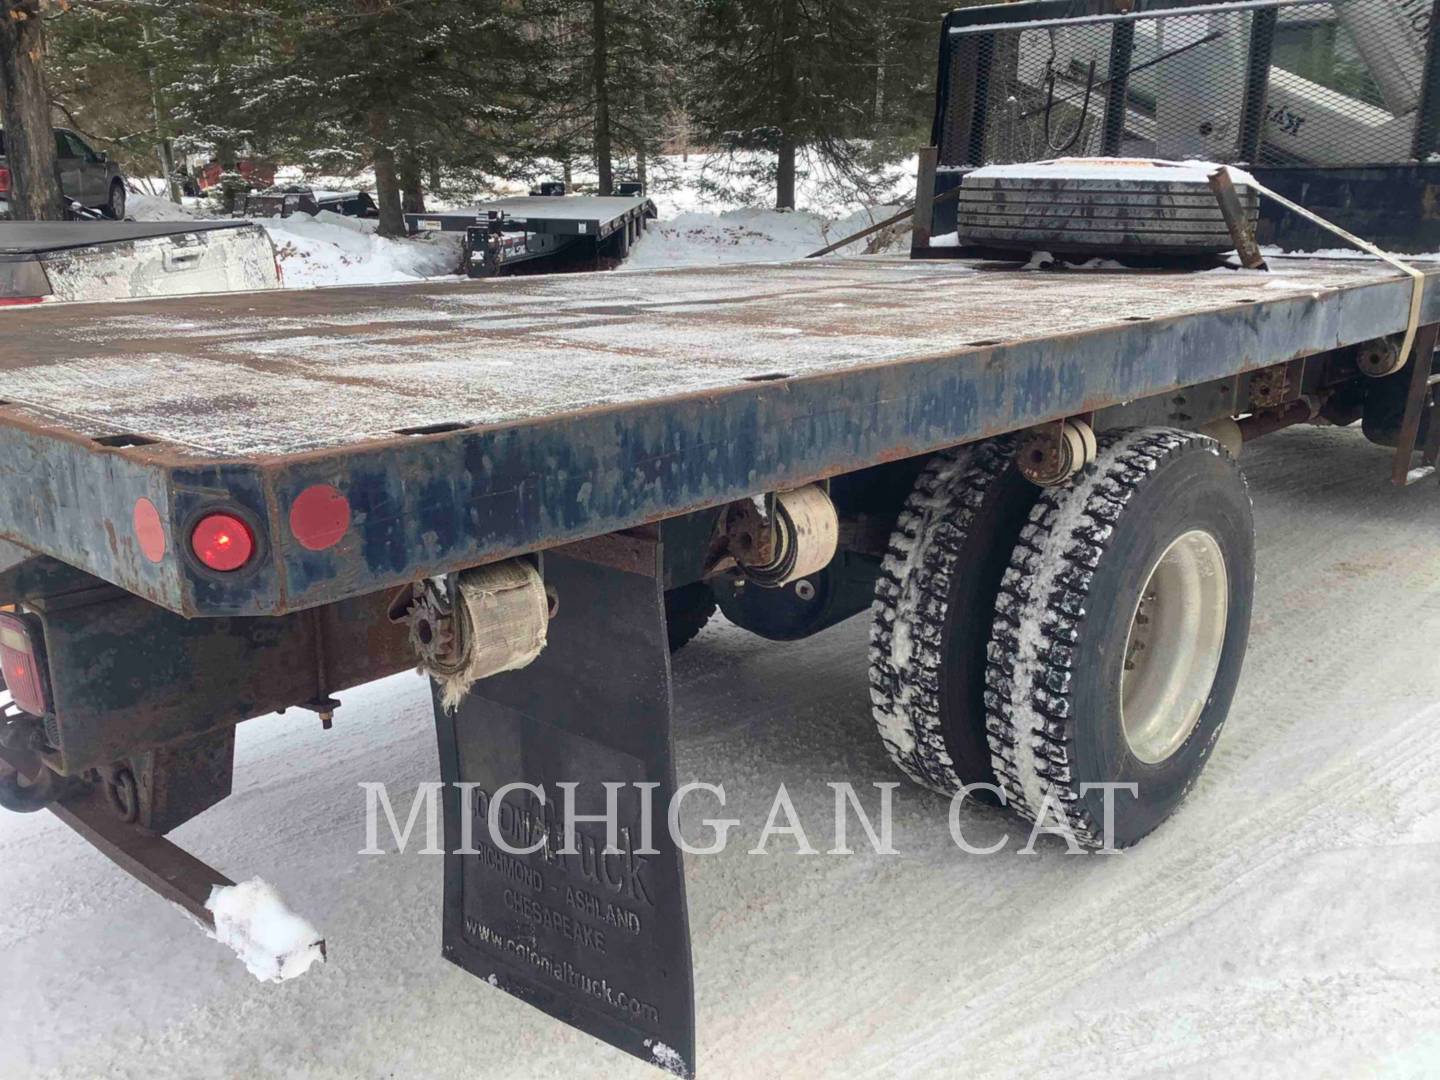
[3,2,1440,1076]
[2,250,1437,1073]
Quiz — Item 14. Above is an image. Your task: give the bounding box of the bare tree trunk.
[155,140,181,204]
[636,78,654,192]
[776,137,797,211]
[775,0,798,211]
[399,152,425,214]
[368,111,405,238]
[592,0,613,195]
[873,26,888,130]
[0,0,65,220]
[141,19,182,204]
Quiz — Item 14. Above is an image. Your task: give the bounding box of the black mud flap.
[434,531,695,1078]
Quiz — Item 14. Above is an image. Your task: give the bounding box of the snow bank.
[626,205,907,270]
[126,192,211,222]
[262,212,462,287]
[644,151,918,220]
[123,194,462,288]
[126,153,914,281]
[268,149,918,221]
[206,878,326,983]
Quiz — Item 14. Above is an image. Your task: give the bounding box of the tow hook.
[0,718,60,814]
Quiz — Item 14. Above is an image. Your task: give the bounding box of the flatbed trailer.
[404,209,486,233]
[405,194,656,276]
[1,251,1438,1075]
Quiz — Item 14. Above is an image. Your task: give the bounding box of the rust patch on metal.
[553,527,660,576]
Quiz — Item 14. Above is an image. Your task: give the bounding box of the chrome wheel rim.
[1120,530,1229,765]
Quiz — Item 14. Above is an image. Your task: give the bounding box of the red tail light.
[191,513,256,572]
[0,166,10,194]
[289,484,350,551]
[0,612,50,717]
[0,297,43,308]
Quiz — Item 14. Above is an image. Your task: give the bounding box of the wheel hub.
[1120,530,1229,765]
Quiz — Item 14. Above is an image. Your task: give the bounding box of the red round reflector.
[289,484,351,551]
[133,498,167,563]
[191,513,255,572]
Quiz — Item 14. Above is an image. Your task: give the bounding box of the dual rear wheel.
[870,428,1255,848]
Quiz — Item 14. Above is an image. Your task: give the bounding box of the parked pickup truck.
[0,2,1437,1077]
[0,127,128,220]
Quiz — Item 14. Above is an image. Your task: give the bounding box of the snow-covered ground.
[127,192,466,287]
[261,211,463,287]
[2,424,1438,1078]
[625,205,907,269]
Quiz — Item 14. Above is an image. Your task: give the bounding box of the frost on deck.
[0,256,1419,459]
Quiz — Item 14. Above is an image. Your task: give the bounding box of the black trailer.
[404,209,481,234]
[244,187,381,219]
[406,193,656,275]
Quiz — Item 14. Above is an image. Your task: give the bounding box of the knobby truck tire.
[984,428,1255,849]
[665,583,717,654]
[870,440,1040,795]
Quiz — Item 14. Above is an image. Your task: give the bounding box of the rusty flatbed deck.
[0,255,1435,617]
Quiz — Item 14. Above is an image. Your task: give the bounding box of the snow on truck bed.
[0,255,1428,459]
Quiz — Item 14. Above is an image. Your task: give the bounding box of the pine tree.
[47,0,197,202]
[871,1,961,149]
[170,0,528,235]
[689,0,878,210]
[524,0,683,193]
[35,0,958,223]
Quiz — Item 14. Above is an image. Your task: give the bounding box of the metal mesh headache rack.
[925,0,1440,250]
[935,0,1434,169]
